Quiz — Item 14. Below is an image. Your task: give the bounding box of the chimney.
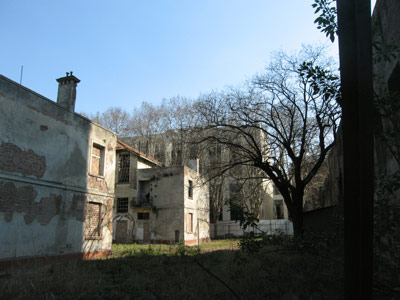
[56,72,80,112]
[187,158,200,173]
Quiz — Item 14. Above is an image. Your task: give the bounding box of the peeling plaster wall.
[0,75,116,261]
[136,166,210,244]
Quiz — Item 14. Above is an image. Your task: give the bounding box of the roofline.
[117,140,163,166]
[0,74,117,136]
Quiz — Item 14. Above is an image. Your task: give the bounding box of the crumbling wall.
[0,74,116,261]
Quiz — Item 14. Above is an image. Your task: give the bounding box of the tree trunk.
[291,212,304,236]
[214,222,218,238]
[284,194,304,236]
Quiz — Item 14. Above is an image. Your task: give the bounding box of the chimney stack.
[187,158,200,173]
[56,72,80,112]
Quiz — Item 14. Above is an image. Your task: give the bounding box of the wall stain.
[69,194,86,222]
[0,142,46,178]
[36,194,62,225]
[27,105,72,125]
[60,143,86,178]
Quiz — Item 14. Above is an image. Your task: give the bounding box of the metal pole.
[336,0,374,299]
[19,65,23,85]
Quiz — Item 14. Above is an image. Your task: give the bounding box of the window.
[188,180,193,199]
[91,143,105,176]
[85,202,102,239]
[118,154,130,183]
[137,212,149,220]
[274,200,284,219]
[185,213,193,233]
[117,198,129,213]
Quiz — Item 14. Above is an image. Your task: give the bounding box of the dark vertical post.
[336,0,374,299]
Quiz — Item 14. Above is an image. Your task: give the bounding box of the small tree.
[195,47,341,235]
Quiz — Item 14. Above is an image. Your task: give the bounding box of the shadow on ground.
[0,244,343,300]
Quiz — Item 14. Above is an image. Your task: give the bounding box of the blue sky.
[0,1,374,115]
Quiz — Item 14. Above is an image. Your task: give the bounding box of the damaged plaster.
[0,142,46,178]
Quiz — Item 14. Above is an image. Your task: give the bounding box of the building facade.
[0,73,117,262]
[114,142,210,245]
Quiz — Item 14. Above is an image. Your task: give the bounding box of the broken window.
[137,212,149,220]
[185,213,193,233]
[116,198,129,213]
[85,202,102,239]
[188,180,193,199]
[118,154,130,183]
[91,143,105,176]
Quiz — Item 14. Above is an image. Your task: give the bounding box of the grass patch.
[0,239,343,299]
[112,239,240,257]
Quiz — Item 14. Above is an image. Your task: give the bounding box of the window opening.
[91,143,105,176]
[188,180,193,199]
[185,213,193,233]
[138,212,150,220]
[117,198,129,213]
[275,200,284,219]
[118,154,130,183]
[85,202,102,239]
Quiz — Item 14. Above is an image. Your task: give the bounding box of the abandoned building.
[121,128,289,226]
[0,73,117,263]
[114,140,162,243]
[114,141,210,244]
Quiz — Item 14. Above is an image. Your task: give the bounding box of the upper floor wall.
[0,74,117,195]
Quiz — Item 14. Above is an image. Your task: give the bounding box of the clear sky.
[0,1,375,115]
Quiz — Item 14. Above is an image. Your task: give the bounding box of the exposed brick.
[0,182,17,222]
[0,142,46,178]
[85,202,101,239]
[0,181,63,225]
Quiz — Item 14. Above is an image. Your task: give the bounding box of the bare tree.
[194,47,341,235]
[83,107,131,137]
